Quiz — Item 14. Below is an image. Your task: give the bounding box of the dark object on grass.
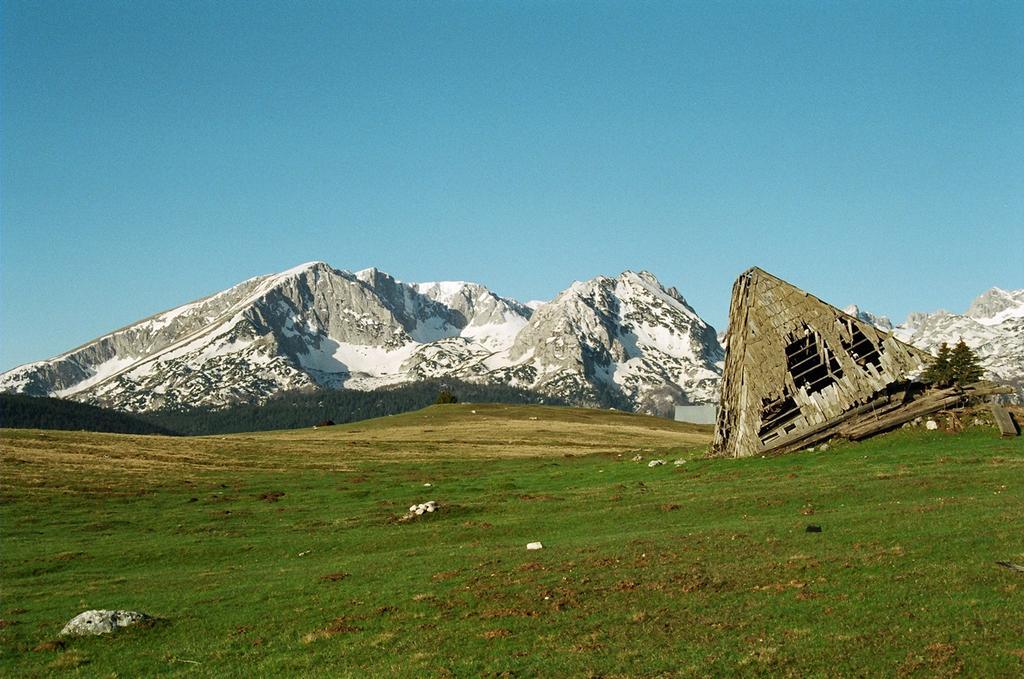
[996,561,1024,573]
[315,419,335,427]
[805,524,822,533]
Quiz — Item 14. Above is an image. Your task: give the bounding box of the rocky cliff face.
[0,263,723,415]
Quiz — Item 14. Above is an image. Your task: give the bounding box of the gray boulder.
[60,610,152,636]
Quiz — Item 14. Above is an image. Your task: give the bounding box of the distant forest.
[1,380,566,436]
[0,394,177,435]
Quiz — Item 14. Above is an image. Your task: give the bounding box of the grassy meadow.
[2,403,1023,677]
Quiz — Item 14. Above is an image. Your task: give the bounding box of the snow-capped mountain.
[0,262,723,415]
[892,287,1024,402]
[842,305,893,331]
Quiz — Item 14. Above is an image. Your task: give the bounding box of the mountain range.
[0,262,723,416]
[1,263,1019,414]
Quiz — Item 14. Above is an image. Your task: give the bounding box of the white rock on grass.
[404,500,440,520]
[647,459,666,467]
[526,542,544,551]
[60,610,152,637]
[925,420,939,430]
[631,454,643,463]
[673,459,686,466]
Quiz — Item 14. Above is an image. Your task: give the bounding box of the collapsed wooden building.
[710,267,1005,458]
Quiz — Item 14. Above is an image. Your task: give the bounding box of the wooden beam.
[989,403,1020,437]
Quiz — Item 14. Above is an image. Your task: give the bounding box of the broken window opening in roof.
[758,389,801,443]
[838,318,884,371]
[785,327,843,394]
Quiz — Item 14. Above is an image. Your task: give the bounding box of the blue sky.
[2,1,1022,371]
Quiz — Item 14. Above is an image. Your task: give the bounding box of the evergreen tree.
[435,389,458,404]
[921,342,953,386]
[948,339,984,386]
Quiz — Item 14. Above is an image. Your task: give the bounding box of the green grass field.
[2,404,1023,677]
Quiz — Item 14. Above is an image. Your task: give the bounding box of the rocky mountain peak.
[965,287,1024,324]
[842,304,894,331]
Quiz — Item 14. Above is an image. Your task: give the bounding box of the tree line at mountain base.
[0,394,178,435]
[1,380,567,436]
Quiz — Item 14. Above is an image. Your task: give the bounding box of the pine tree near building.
[922,342,953,386]
[948,339,984,386]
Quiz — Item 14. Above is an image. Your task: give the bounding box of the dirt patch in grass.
[32,640,65,652]
[258,491,285,502]
[319,572,350,582]
[480,608,541,619]
[482,628,511,640]
[898,642,964,677]
[47,650,89,669]
[432,570,460,581]
[302,617,361,643]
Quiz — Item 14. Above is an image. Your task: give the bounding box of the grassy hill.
[2,405,1022,676]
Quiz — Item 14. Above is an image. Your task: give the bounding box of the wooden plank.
[989,403,1020,437]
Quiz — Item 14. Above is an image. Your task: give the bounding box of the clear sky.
[2,1,1022,371]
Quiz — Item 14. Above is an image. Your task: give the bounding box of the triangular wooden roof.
[711,267,930,458]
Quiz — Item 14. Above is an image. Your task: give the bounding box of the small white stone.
[647,459,666,467]
[820,443,830,452]
[925,420,939,430]
[415,507,425,515]
[409,505,418,512]
[423,482,432,487]
[425,505,435,512]
[674,459,686,466]
[526,542,543,550]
